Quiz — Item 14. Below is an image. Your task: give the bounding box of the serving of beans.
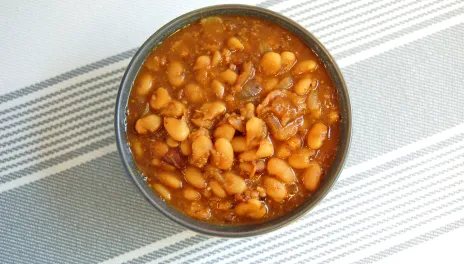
[126,16,341,224]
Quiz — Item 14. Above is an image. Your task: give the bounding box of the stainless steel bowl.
[115,4,351,238]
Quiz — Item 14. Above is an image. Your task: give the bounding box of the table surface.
[1,0,464,263]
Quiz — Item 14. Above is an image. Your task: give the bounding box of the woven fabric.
[1,0,463,263]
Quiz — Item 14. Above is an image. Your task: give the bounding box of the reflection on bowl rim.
[115,4,352,238]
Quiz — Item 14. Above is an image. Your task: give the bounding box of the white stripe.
[0,73,120,130]
[292,0,372,24]
[0,84,116,141]
[337,202,464,263]
[296,0,396,31]
[277,187,464,264]
[340,123,464,180]
[0,97,113,152]
[0,96,114,149]
[267,0,315,14]
[148,238,222,264]
[373,220,464,264]
[0,144,115,193]
[98,230,196,264]
[330,1,464,54]
[279,0,346,19]
[0,121,113,177]
[316,0,423,39]
[316,1,414,37]
[337,13,464,67]
[326,135,464,198]
[0,125,113,179]
[0,59,129,117]
[0,105,113,155]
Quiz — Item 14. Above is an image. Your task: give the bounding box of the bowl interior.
[115,4,351,238]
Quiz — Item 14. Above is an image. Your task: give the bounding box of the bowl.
[115,4,351,238]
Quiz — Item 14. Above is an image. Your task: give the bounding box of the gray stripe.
[263,181,464,263]
[324,146,464,205]
[0,93,115,147]
[342,23,464,167]
[330,132,464,192]
[172,240,226,264]
[168,145,464,264]
[0,136,114,186]
[209,167,464,264]
[0,127,113,183]
[332,2,464,56]
[0,112,112,158]
[296,0,394,33]
[278,0,337,15]
[0,78,118,133]
[312,199,464,264]
[0,127,114,179]
[0,151,184,263]
[127,236,211,264]
[0,68,124,121]
[316,0,418,38]
[0,119,112,171]
[353,217,464,264]
[283,0,343,19]
[256,0,285,8]
[0,49,134,105]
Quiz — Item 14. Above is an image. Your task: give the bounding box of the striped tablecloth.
[1,0,463,263]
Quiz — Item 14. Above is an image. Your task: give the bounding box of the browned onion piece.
[162,148,187,169]
[264,113,304,140]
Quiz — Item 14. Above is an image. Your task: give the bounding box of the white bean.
[255,138,274,158]
[167,61,185,87]
[164,117,190,141]
[307,122,328,150]
[135,114,161,134]
[264,177,287,202]
[223,172,246,195]
[184,166,206,188]
[288,148,315,169]
[214,124,235,141]
[183,187,201,201]
[211,138,234,170]
[193,55,211,70]
[209,180,227,198]
[292,60,317,75]
[153,183,171,200]
[280,51,296,72]
[158,171,182,189]
[303,161,322,192]
[184,83,205,103]
[136,72,154,95]
[267,157,296,184]
[260,52,281,75]
[190,135,213,168]
[246,117,265,143]
[227,37,244,51]
[150,88,171,110]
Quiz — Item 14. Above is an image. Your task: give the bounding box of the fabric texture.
[1,0,463,263]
